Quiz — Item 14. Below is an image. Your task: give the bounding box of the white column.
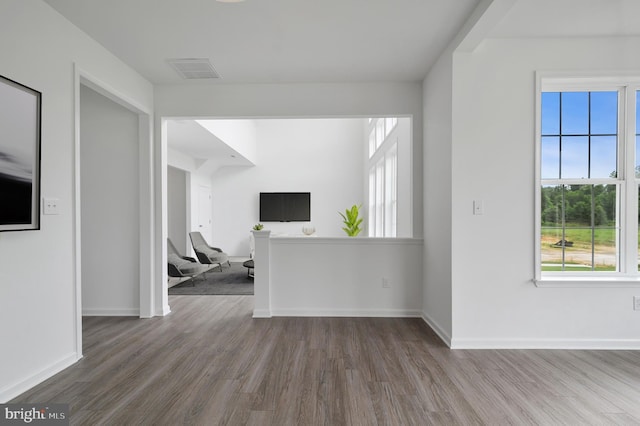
[252,230,271,318]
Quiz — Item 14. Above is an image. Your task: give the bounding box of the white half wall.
[265,237,424,317]
[211,118,364,256]
[450,36,640,349]
[0,0,153,402]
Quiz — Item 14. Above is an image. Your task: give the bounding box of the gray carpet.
[169,262,253,295]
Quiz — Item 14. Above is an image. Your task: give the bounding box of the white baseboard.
[450,338,640,350]
[420,311,452,347]
[270,308,422,317]
[252,309,272,318]
[0,352,78,403]
[82,308,140,316]
[157,304,171,317]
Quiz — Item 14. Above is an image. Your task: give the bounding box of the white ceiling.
[167,119,253,166]
[42,0,480,85]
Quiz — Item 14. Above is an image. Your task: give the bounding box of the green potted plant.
[252,223,264,231]
[339,205,363,237]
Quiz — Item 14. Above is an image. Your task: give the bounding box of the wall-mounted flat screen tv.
[260,192,310,222]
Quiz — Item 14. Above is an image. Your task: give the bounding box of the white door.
[197,185,212,241]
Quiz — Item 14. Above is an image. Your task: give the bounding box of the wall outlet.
[634,296,640,311]
[43,198,60,215]
[382,278,391,288]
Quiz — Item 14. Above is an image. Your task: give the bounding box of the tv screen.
[260,192,310,222]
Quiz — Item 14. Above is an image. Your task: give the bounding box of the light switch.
[473,200,484,215]
[43,198,60,215]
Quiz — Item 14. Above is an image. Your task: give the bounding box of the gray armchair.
[167,238,210,285]
[189,231,230,271]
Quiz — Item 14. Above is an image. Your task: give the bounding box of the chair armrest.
[168,263,183,277]
[208,246,223,253]
[193,250,211,264]
[181,256,197,263]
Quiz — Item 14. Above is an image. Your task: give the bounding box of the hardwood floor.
[12,296,640,425]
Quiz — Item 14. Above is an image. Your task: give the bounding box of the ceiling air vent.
[167,58,221,80]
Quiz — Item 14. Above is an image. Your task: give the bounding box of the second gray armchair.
[189,231,230,271]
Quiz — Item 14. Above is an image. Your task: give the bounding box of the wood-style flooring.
[12,295,640,425]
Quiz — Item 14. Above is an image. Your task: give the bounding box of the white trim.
[538,70,640,90]
[82,308,141,316]
[534,277,640,288]
[72,66,83,360]
[421,311,452,347]
[156,304,171,317]
[451,338,640,350]
[535,72,640,280]
[74,64,155,326]
[252,309,272,318]
[270,308,422,318]
[269,237,423,246]
[0,353,78,403]
[534,72,542,282]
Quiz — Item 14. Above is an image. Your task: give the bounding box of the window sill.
[534,276,640,288]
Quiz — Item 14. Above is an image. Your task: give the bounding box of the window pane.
[385,118,394,137]
[376,120,384,148]
[384,147,397,237]
[561,136,588,178]
[637,91,640,178]
[541,136,559,179]
[542,184,618,272]
[541,185,564,271]
[594,184,617,272]
[541,92,560,135]
[561,92,589,135]
[590,136,617,178]
[368,169,375,237]
[368,130,375,158]
[637,135,640,178]
[374,160,384,237]
[590,91,617,135]
[637,91,639,134]
[563,227,594,271]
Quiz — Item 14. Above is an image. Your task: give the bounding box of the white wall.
[197,119,257,164]
[0,0,153,402]
[211,118,364,255]
[167,166,188,254]
[155,82,424,239]
[450,36,640,348]
[80,85,140,315]
[268,237,424,316]
[422,45,454,344]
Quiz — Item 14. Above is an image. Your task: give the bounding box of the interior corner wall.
[422,46,454,343]
[167,166,188,254]
[154,82,424,239]
[450,36,640,348]
[0,0,153,402]
[80,85,140,315]
[211,118,364,256]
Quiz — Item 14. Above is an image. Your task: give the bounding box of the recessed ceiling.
[41,0,480,84]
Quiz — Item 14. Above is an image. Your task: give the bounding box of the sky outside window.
[541,91,618,179]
